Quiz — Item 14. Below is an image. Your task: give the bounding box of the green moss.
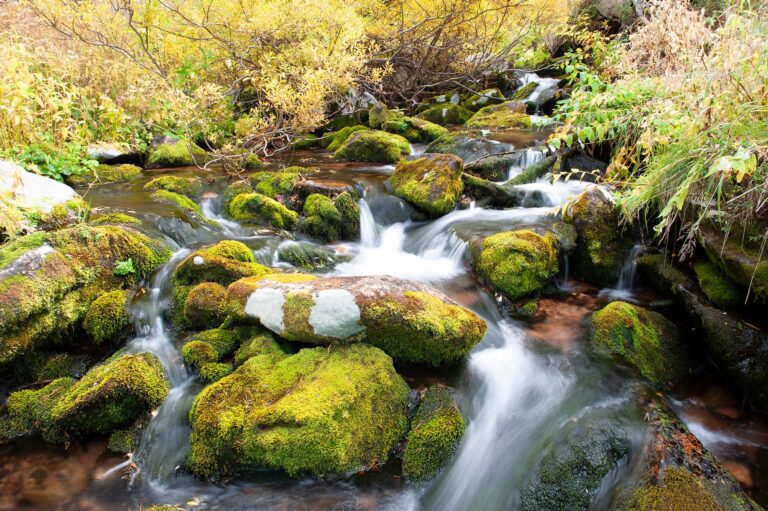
[199,362,233,384]
[368,104,396,129]
[0,231,47,269]
[107,414,149,454]
[278,243,341,271]
[146,138,208,168]
[4,377,75,441]
[229,193,299,230]
[184,282,226,328]
[416,104,473,125]
[387,154,464,217]
[34,353,89,381]
[701,228,768,302]
[89,212,142,226]
[510,81,539,101]
[150,190,203,217]
[382,117,449,143]
[590,302,685,389]
[36,197,91,231]
[144,176,204,199]
[66,164,142,186]
[187,344,409,478]
[334,192,360,240]
[173,241,268,287]
[221,181,253,215]
[233,333,286,367]
[472,230,559,300]
[249,171,301,199]
[402,385,465,481]
[693,260,742,307]
[182,340,218,369]
[334,130,411,164]
[83,289,132,344]
[292,134,321,150]
[363,290,487,366]
[325,125,370,151]
[624,468,725,511]
[463,88,505,111]
[299,194,344,242]
[465,102,531,129]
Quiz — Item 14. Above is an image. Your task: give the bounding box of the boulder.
[334,130,411,163]
[277,242,346,272]
[299,193,360,242]
[149,190,204,219]
[402,385,465,481]
[187,344,409,478]
[143,175,203,199]
[700,225,768,302]
[381,117,448,143]
[589,301,686,389]
[470,230,560,300]
[2,353,168,442]
[145,135,208,169]
[0,160,80,215]
[623,399,761,510]
[181,327,255,369]
[0,225,170,365]
[465,101,531,130]
[387,154,464,217]
[66,164,142,187]
[183,282,227,328]
[291,178,357,202]
[463,88,506,111]
[324,125,370,151]
[229,192,299,229]
[426,130,510,162]
[173,240,268,287]
[83,289,133,344]
[86,142,140,164]
[416,104,474,126]
[562,187,633,287]
[249,169,305,199]
[224,274,487,366]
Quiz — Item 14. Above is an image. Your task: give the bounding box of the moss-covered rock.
[298,193,356,242]
[368,104,396,129]
[382,117,448,143]
[387,154,464,217]
[334,130,411,164]
[173,240,268,287]
[563,187,633,287]
[700,226,768,303]
[249,171,301,199]
[66,164,142,187]
[465,101,531,129]
[83,289,133,344]
[143,176,203,199]
[33,353,90,381]
[146,137,209,169]
[414,92,462,113]
[233,332,287,367]
[107,414,149,454]
[224,274,486,366]
[229,192,299,230]
[187,344,409,478]
[462,88,505,111]
[221,180,253,215]
[334,191,361,240]
[471,230,560,300]
[277,242,343,271]
[325,125,370,151]
[183,282,226,328]
[34,197,91,231]
[182,327,256,370]
[425,130,504,161]
[149,190,203,217]
[199,362,233,384]
[693,260,742,307]
[4,353,168,442]
[590,302,685,389]
[402,385,465,481]
[510,81,539,101]
[89,212,142,226]
[416,104,474,126]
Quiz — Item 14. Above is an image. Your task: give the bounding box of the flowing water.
[2,133,768,510]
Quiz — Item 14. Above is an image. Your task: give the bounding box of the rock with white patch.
[0,160,80,214]
[225,274,487,366]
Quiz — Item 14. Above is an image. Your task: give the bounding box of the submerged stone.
[187,344,409,478]
[224,274,486,366]
[387,153,464,217]
[334,130,411,164]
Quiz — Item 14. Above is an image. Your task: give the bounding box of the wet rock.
[465,101,531,130]
[381,116,448,143]
[324,125,370,151]
[0,225,170,365]
[298,192,360,242]
[0,160,82,218]
[414,91,462,114]
[470,230,561,300]
[292,178,357,202]
[426,130,508,162]
[510,81,539,101]
[187,344,409,478]
[463,88,505,112]
[589,301,687,389]
[145,135,209,169]
[83,289,134,344]
[149,189,205,220]
[2,353,168,442]
[66,163,142,187]
[278,242,344,272]
[416,104,474,126]
[143,175,203,199]
[562,186,633,287]
[107,414,150,454]
[461,173,522,208]
[692,260,742,307]
[86,142,140,164]
[221,180,253,214]
[521,422,630,510]
[561,152,608,181]
[623,399,761,510]
[224,274,487,366]
[173,240,269,287]
[387,153,464,217]
[334,130,411,164]
[402,385,465,481]
[465,154,518,181]
[229,192,299,229]
[700,225,768,302]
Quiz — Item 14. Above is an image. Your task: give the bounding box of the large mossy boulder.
[416,104,473,126]
[2,353,168,442]
[66,164,142,187]
[182,282,227,328]
[149,189,204,219]
[249,170,303,199]
[299,193,360,242]
[470,230,560,300]
[224,274,487,366]
[229,192,299,230]
[590,302,686,389]
[187,344,409,478]
[521,422,631,511]
[324,125,370,151]
[146,136,208,169]
[0,225,170,365]
[623,399,761,511]
[465,101,531,130]
[334,130,411,164]
[700,226,768,302]
[387,154,464,217]
[402,385,465,481]
[143,176,203,199]
[563,187,633,287]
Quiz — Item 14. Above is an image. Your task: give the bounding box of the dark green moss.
[277,243,341,271]
[463,88,505,111]
[382,117,448,143]
[89,212,142,226]
[107,414,149,454]
[334,192,360,240]
[66,164,142,186]
[510,82,539,101]
[0,231,47,269]
[299,194,343,242]
[221,181,253,215]
[693,260,742,307]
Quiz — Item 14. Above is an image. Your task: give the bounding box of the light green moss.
[83,289,132,344]
[416,104,473,125]
[0,231,47,269]
[382,117,449,143]
[183,282,226,328]
[299,194,343,242]
[144,176,204,199]
[199,362,233,384]
[146,139,208,168]
[465,102,531,129]
[590,302,685,389]
[229,193,299,230]
[334,192,361,240]
[334,130,411,164]
[388,154,464,217]
[221,181,253,215]
[402,385,465,481]
[510,82,539,101]
[150,189,203,217]
[693,260,742,307]
[36,197,91,231]
[325,125,370,151]
[624,468,726,511]
[249,171,301,199]
[368,104,396,129]
[173,240,268,287]
[472,230,559,300]
[187,344,409,478]
[233,333,286,367]
[89,212,142,226]
[66,164,142,187]
[182,340,218,369]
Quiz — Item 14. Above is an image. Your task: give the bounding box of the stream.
[2,133,768,510]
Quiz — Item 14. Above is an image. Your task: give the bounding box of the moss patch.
[249,171,301,199]
[334,130,411,164]
[83,289,133,344]
[325,125,370,151]
[382,117,448,143]
[184,282,226,328]
[89,212,142,226]
[146,138,208,169]
[465,101,531,129]
[229,193,298,230]
[173,240,268,287]
[66,164,142,187]
[150,190,203,217]
[144,176,203,199]
[199,362,233,384]
[693,260,742,307]
[387,154,464,217]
